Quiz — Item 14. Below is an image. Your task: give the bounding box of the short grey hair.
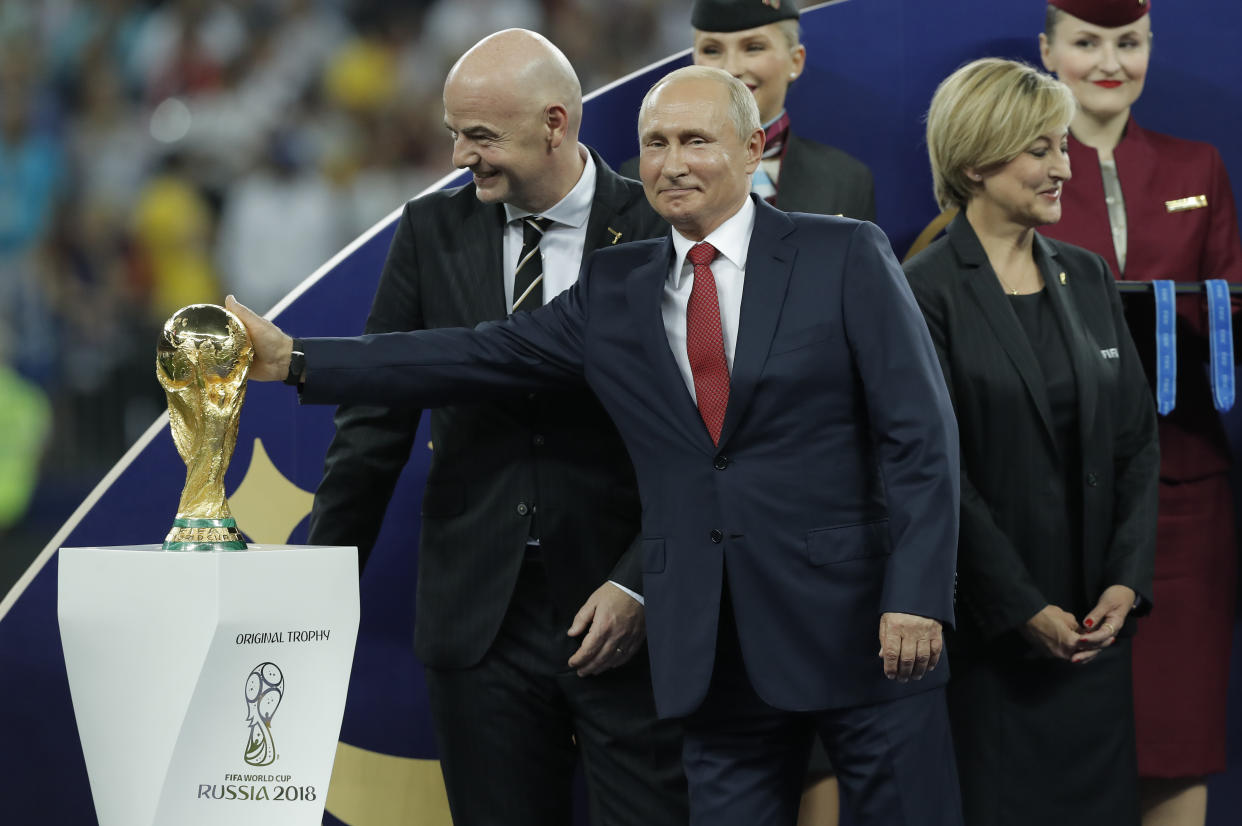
[640,65,761,141]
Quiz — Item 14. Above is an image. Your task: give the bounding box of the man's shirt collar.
[503,148,596,229]
[669,196,756,287]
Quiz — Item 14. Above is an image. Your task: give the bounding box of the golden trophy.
[157,304,253,551]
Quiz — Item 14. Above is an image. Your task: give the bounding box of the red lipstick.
[1093,80,1123,88]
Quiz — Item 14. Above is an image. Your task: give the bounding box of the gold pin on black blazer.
[903,216,1158,654]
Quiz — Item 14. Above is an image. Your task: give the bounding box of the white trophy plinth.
[58,544,360,826]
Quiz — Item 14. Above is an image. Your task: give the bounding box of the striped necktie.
[513,216,552,312]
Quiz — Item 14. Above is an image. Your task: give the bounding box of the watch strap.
[284,341,306,386]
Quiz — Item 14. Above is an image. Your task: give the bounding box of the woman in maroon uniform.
[1039,2,1242,824]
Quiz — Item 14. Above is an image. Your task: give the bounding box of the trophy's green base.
[163,517,247,552]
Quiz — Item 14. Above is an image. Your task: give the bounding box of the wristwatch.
[284,342,306,386]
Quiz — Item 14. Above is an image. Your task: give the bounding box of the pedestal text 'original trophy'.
[157,304,253,551]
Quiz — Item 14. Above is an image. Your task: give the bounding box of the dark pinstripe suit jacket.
[903,216,1159,654]
[306,150,668,668]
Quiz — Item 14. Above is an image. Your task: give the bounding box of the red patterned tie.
[686,242,730,444]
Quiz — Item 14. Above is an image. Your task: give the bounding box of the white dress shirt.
[502,149,596,311]
[662,196,756,401]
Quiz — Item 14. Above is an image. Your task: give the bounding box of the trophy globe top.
[158,304,254,390]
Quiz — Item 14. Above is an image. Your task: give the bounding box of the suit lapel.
[466,150,639,321]
[949,217,1058,447]
[719,200,796,447]
[625,238,713,449]
[584,149,641,253]
[461,197,508,319]
[598,148,713,446]
[1035,234,1099,445]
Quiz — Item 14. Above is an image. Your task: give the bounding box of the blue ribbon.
[1152,280,1177,415]
[1206,278,1234,411]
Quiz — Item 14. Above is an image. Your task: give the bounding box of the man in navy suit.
[304,30,686,826]
[230,65,963,826]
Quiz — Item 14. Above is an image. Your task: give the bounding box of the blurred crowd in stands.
[0,0,693,571]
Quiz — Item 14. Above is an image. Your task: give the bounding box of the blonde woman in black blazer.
[904,58,1158,826]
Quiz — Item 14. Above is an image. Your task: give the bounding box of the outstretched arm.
[226,274,591,409]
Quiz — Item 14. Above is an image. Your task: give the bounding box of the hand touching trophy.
[157,304,253,550]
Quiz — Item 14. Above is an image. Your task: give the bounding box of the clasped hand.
[1021,584,1136,664]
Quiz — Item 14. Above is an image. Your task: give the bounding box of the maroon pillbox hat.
[1048,0,1150,27]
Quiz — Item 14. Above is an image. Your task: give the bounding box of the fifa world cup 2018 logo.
[244,662,284,766]
[157,304,253,551]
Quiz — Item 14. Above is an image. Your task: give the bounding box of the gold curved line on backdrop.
[229,437,315,543]
[902,207,958,263]
[325,740,452,825]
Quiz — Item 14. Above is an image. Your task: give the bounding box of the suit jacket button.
[713,455,729,470]
[1085,473,1099,487]
[710,529,724,544]
[532,434,545,447]
[517,502,530,516]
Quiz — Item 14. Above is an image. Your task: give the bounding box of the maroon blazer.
[1040,118,1242,481]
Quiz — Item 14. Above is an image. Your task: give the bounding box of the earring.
[789,73,798,80]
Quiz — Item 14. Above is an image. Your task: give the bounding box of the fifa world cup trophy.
[157,304,253,550]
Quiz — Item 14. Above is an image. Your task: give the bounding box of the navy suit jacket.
[301,197,960,718]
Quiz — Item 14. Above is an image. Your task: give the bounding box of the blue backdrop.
[2,1,1240,823]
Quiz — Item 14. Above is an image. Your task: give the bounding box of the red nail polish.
[1084,618,1094,628]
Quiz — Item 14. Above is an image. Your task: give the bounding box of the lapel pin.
[1059,272,1067,285]
[607,227,622,245]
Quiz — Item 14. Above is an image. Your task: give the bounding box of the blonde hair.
[775,19,801,50]
[925,58,1077,210]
